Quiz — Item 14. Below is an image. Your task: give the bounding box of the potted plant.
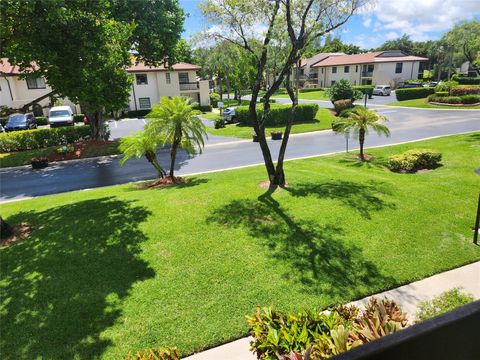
[31,157,49,169]
[271,131,283,140]
[252,133,259,142]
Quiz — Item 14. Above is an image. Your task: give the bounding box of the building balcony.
[361,71,373,77]
[179,82,200,91]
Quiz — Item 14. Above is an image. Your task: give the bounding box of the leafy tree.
[146,97,207,179]
[0,0,185,139]
[175,39,194,63]
[335,108,390,161]
[442,20,480,76]
[119,131,166,179]
[326,79,362,103]
[200,0,362,187]
[377,34,413,54]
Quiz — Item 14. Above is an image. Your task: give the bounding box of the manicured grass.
[1,133,479,359]
[388,97,480,109]
[273,90,330,101]
[0,142,120,168]
[206,108,336,138]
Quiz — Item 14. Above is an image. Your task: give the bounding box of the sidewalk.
[184,261,480,360]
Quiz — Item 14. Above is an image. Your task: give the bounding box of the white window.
[166,72,171,84]
[139,97,151,109]
[136,74,148,85]
[26,77,46,89]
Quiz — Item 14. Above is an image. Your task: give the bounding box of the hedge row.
[235,103,319,126]
[299,87,324,93]
[388,149,441,173]
[123,110,151,118]
[449,87,480,96]
[193,104,213,112]
[395,87,435,101]
[353,85,374,97]
[427,94,480,104]
[454,77,480,85]
[0,126,91,152]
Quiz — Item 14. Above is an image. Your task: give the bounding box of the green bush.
[35,116,48,126]
[333,99,353,114]
[210,92,220,108]
[247,298,407,359]
[460,95,480,104]
[395,87,435,101]
[450,87,480,96]
[415,288,474,323]
[235,103,319,126]
[434,91,449,97]
[326,79,363,103]
[214,118,225,129]
[73,114,85,123]
[125,347,180,360]
[427,95,463,104]
[353,85,374,98]
[193,104,213,112]
[454,76,480,85]
[434,80,458,93]
[125,110,150,118]
[299,87,324,93]
[388,149,442,173]
[0,126,91,152]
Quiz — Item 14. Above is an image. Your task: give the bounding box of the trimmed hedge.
[73,114,85,123]
[235,103,319,126]
[333,99,352,114]
[396,87,435,101]
[299,87,324,93]
[388,149,442,173]
[460,95,480,104]
[36,116,48,126]
[427,94,480,104]
[353,85,374,98]
[124,110,150,118]
[455,77,480,85]
[449,87,480,96]
[0,126,91,152]
[193,104,213,112]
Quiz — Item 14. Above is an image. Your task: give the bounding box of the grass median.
[1,132,479,359]
[388,97,480,109]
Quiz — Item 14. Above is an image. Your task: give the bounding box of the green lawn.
[1,133,479,359]
[273,90,330,101]
[388,97,480,109]
[206,107,336,138]
[0,142,120,168]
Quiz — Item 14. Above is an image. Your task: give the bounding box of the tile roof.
[312,52,428,67]
[127,62,201,72]
[0,58,39,75]
[299,53,345,68]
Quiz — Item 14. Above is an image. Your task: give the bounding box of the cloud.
[359,0,480,42]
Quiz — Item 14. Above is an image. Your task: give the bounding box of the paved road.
[1,105,479,202]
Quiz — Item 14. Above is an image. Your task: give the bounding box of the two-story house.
[302,50,428,88]
[126,62,210,111]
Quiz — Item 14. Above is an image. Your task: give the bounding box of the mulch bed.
[429,102,480,107]
[0,223,32,248]
[48,140,117,162]
[356,153,374,161]
[137,176,189,189]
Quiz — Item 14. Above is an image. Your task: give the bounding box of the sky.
[179,0,480,49]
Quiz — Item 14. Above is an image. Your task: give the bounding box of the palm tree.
[119,131,166,178]
[146,97,207,179]
[336,107,390,161]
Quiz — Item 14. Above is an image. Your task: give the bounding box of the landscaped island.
[1,132,479,359]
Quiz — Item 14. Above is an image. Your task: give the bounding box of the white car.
[222,107,236,123]
[49,106,74,127]
[372,85,391,96]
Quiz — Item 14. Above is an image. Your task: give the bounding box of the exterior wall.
[128,70,210,110]
[317,64,362,87]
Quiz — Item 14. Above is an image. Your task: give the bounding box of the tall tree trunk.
[226,75,231,105]
[169,138,180,178]
[145,151,165,178]
[359,128,365,161]
[1,217,13,239]
[84,105,105,140]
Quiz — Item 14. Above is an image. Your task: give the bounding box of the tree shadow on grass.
[122,177,210,192]
[338,154,390,170]
[466,133,480,143]
[0,197,154,359]
[285,180,396,219]
[207,192,394,299]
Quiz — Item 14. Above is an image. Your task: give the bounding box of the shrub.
[125,347,180,360]
[193,104,213,112]
[235,103,319,126]
[210,92,220,108]
[326,79,363,103]
[454,76,480,85]
[125,110,151,118]
[353,85,374,98]
[460,95,480,104]
[388,149,442,173]
[299,87,324,93]
[36,116,48,126]
[214,118,225,129]
[427,95,463,104]
[434,91,449,97]
[333,99,353,114]
[247,298,407,360]
[415,288,474,323]
[395,87,435,101]
[450,87,480,96]
[73,114,85,123]
[434,80,458,93]
[0,126,91,152]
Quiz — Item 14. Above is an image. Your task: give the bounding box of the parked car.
[0,123,5,132]
[372,85,391,96]
[402,82,423,88]
[4,113,37,131]
[49,106,74,127]
[423,81,438,87]
[222,107,236,123]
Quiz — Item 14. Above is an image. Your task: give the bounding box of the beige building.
[126,62,210,111]
[300,51,428,89]
[0,58,210,116]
